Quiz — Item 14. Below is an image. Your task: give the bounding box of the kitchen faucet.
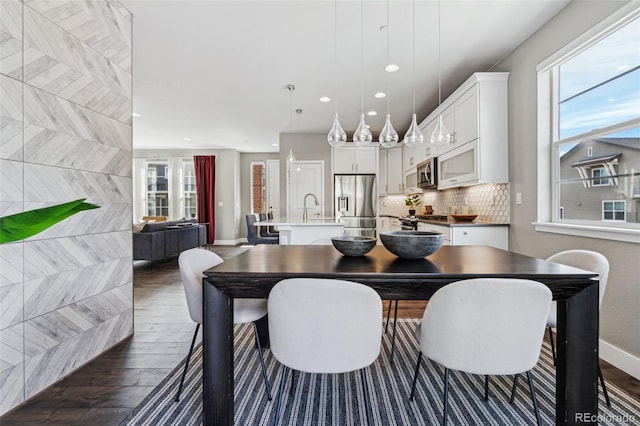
[302,193,319,222]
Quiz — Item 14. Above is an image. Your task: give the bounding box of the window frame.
[535,4,640,243]
[602,200,626,222]
[591,167,609,187]
[145,160,170,218]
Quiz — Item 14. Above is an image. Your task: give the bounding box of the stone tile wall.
[0,0,132,414]
[378,183,511,223]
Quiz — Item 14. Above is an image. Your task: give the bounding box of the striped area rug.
[120,319,640,425]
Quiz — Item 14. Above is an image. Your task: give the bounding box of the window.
[182,160,197,219]
[146,161,169,217]
[536,5,640,242]
[603,200,626,221]
[591,167,609,186]
[250,162,266,214]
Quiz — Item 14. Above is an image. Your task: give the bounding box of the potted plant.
[405,194,422,216]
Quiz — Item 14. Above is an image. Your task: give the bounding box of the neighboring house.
[559,137,640,223]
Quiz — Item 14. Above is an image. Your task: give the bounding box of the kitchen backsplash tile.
[378,183,510,223]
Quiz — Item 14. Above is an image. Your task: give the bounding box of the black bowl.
[331,236,377,257]
[380,230,444,259]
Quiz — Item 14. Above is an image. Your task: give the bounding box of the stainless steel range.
[400,217,417,230]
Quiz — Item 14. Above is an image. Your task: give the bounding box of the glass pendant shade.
[379,114,399,148]
[403,114,424,148]
[353,113,373,146]
[327,113,348,147]
[286,148,296,163]
[430,114,451,145]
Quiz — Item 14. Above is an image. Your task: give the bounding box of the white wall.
[491,0,639,374]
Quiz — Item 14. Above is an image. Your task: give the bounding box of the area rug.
[120,319,640,425]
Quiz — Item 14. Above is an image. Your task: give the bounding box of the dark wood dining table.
[203,245,600,425]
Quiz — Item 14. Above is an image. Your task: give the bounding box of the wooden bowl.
[451,214,478,222]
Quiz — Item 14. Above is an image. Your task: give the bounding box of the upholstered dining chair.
[539,249,611,407]
[176,248,272,402]
[246,214,278,245]
[409,278,552,426]
[267,211,279,234]
[268,278,382,425]
[258,212,278,237]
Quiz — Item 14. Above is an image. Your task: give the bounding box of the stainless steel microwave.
[417,158,437,189]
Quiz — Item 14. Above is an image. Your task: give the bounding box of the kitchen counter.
[255,217,344,245]
[416,219,509,227]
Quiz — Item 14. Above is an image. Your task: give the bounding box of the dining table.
[203,244,600,425]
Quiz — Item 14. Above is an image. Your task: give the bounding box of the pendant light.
[353,0,373,146]
[327,0,347,147]
[286,84,297,164]
[379,0,399,148]
[403,0,424,148]
[430,0,451,145]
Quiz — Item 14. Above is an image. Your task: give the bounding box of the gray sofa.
[133,219,207,262]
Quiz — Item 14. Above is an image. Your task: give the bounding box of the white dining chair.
[541,249,611,407]
[409,278,552,426]
[176,248,272,401]
[268,278,382,425]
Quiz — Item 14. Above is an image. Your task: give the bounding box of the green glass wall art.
[0,198,100,244]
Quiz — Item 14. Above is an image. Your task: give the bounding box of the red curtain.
[194,155,216,243]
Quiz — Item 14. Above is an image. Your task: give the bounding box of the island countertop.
[254,217,344,245]
[255,217,343,227]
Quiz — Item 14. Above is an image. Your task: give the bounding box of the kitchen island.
[255,217,344,245]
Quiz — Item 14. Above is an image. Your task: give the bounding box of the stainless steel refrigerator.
[334,174,377,238]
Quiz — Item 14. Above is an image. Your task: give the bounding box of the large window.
[182,160,197,219]
[251,162,265,214]
[537,7,640,241]
[146,161,169,217]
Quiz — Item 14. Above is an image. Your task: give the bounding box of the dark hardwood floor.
[1,245,638,425]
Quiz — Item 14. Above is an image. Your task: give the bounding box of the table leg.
[556,281,599,425]
[203,280,234,426]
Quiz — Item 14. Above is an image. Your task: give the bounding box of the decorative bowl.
[451,214,478,222]
[380,230,444,259]
[331,236,377,257]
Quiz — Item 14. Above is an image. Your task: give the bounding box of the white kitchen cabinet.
[332,145,378,174]
[386,147,404,194]
[437,86,479,154]
[403,142,419,173]
[390,217,402,230]
[417,222,508,250]
[378,148,387,195]
[438,139,479,189]
[377,216,392,244]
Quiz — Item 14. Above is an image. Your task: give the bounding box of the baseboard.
[600,339,640,380]
[212,239,247,245]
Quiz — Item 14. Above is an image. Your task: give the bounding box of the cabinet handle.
[451,179,457,183]
[463,231,468,235]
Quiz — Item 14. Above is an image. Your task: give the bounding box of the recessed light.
[183,137,191,141]
[272,143,279,146]
[132,112,141,117]
[319,96,331,103]
[384,64,399,73]
[367,111,377,116]
[374,92,386,99]
[366,124,371,129]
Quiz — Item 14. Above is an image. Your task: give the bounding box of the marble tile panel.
[23,258,132,320]
[0,74,24,161]
[23,124,131,176]
[23,84,131,151]
[23,231,131,280]
[0,283,23,329]
[0,361,24,413]
[0,322,23,372]
[0,159,23,205]
[0,243,23,287]
[24,307,133,399]
[0,0,23,80]
[22,6,131,122]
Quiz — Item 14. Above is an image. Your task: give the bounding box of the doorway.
[286,161,324,221]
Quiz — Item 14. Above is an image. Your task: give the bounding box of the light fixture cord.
[360,0,364,115]
[437,0,442,106]
[412,0,416,114]
[289,87,293,131]
[386,0,391,116]
[334,0,338,115]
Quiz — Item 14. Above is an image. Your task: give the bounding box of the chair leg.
[390,300,399,364]
[175,324,200,402]
[273,366,288,426]
[484,375,490,401]
[548,326,556,366]
[443,368,450,426]
[526,371,542,426]
[252,322,272,400]
[385,300,392,333]
[409,352,423,401]
[289,369,297,397]
[509,374,519,404]
[598,364,611,408]
[360,368,373,426]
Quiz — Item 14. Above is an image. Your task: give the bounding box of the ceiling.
[122,0,570,152]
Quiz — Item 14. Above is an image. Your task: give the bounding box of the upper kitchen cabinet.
[385,146,404,194]
[422,72,509,189]
[332,145,378,174]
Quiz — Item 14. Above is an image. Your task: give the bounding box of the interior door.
[266,160,280,218]
[286,161,324,221]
